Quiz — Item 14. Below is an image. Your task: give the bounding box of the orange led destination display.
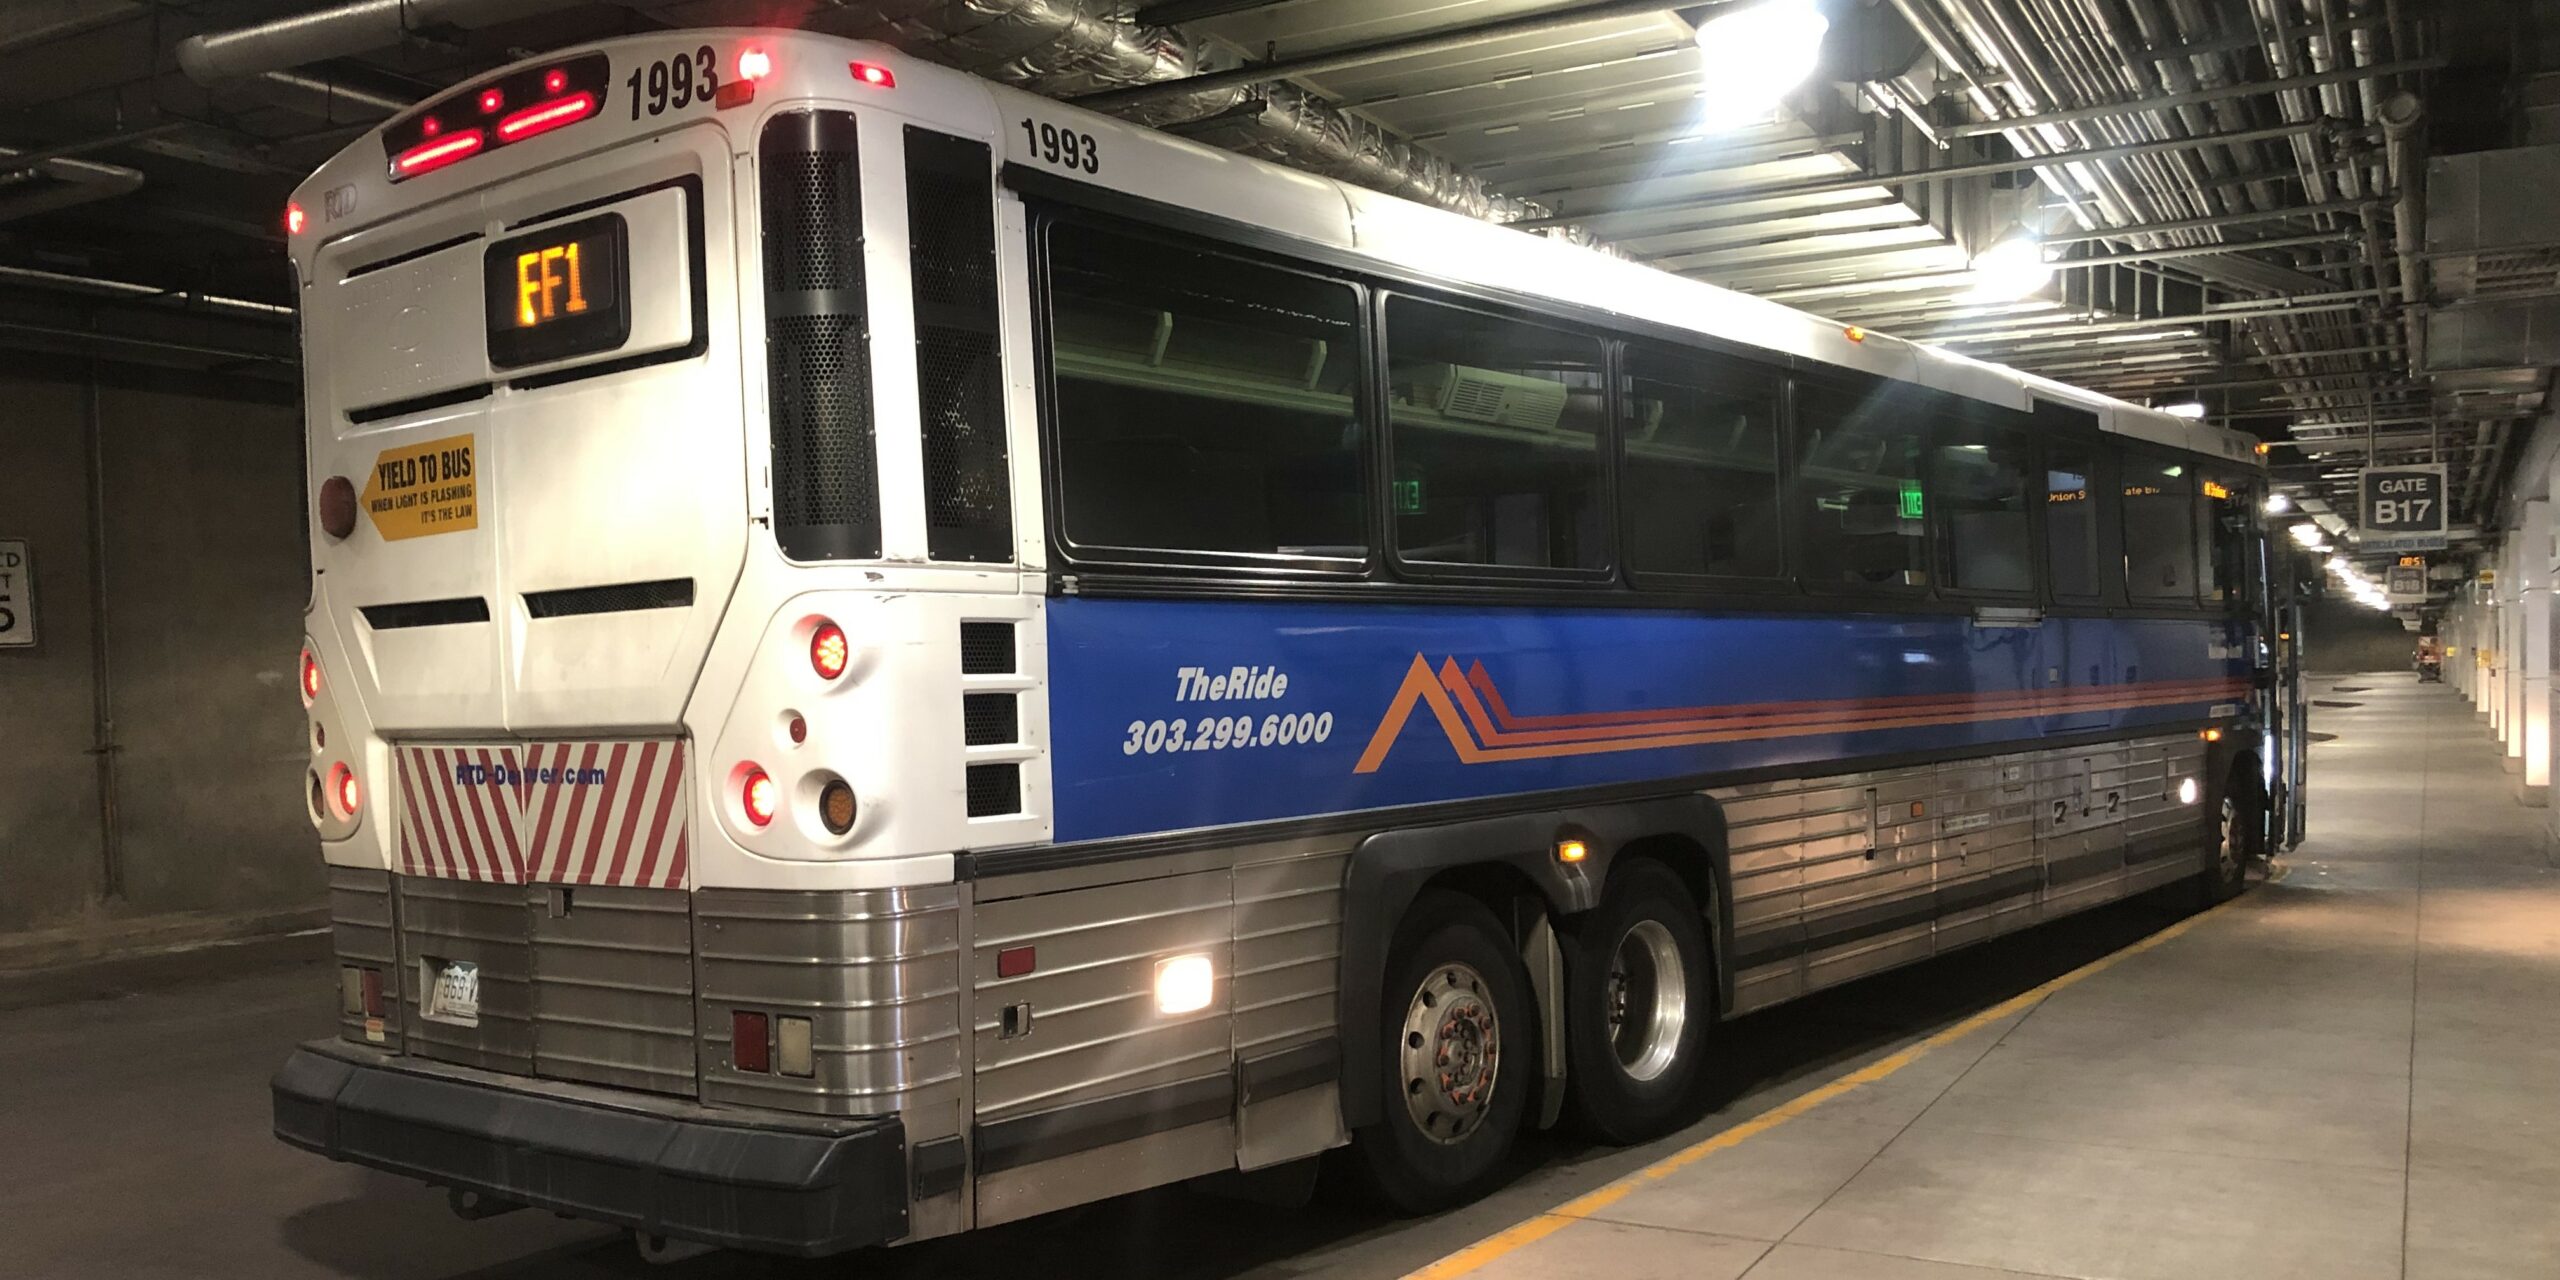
[483,212,629,368]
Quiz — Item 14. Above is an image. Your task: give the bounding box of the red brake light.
[738,48,772,81]
[285,202,306,236]
[331,764,360,817]
[810,621,848,680]
[420,114,443,137]
[732,1011,772,1072]
[479,87,504,113]
[391,128,483,178]
[359,968,385,1019]
[741,767,778,827]
[849,61,895,88]
[544,68,567,94]
[301,649,321,702]
[495,92,596,143]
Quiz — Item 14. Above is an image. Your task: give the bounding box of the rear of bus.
[271,31,1045,1254]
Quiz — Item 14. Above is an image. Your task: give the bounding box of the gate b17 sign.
[2360,465,2447,553]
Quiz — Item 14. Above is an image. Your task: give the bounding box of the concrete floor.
[2,673,2553,1279]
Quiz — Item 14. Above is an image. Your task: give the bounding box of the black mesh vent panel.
[524,578,694,619]
[762,111,879,561]
[963,692,1019,747]
[904,127,1012,563]
[966,762,1022,818]
[360,597,490,630]
[959,621,1015,675]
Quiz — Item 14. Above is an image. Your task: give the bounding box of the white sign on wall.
[0,539,31,648]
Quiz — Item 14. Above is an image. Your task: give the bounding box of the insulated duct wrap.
[640,0,1586,239]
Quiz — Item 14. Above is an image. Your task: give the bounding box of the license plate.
[420,958,481,1027]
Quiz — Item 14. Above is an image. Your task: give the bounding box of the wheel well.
[1417,861,1545,946]
[1611,833,1719,928]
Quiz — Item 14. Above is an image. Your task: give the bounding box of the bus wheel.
[1564,860,1711,1143]
[1354,890,1530,1214]
[2204,767,2266,904]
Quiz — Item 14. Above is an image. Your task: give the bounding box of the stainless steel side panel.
[694,886,966,1117]
[529,885,695,1095]
[396,876,535,1074]
[1232,842,1352,1170]
[329,865,401,1052]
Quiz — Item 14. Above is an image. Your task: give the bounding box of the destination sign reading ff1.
[483,212,631,369]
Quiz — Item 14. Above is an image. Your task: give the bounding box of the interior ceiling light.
[2159,401,2208,419]
[1967,233,2054,301]
[2265,492,2293,515]
[1691,0,1830,131]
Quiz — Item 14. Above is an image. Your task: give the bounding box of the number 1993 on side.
[1124,712,1334,756]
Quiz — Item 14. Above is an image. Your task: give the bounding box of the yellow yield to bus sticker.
[362,434,477,541]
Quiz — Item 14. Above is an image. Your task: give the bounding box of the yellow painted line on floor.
[1403,890,2252,1280]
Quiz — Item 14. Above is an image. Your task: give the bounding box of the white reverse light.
[1968,233,2053,301]
[1155,953,1214,1015]
[2177,776,2201,806]
[1692,0,1831,131]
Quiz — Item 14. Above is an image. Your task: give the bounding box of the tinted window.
[2203,472,2255,606]
[1386,297,1607,571]
[1794,381,1928,588]
[1048,223,1366,560]
[2044,446,2099,598]
[1931,419,2034,594]
[2122,454,2198,602]
[1621,343,1783,578]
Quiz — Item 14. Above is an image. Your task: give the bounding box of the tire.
[1563,859,1713,1143]
[1351,890,1532,1215]
[2202,765,2267,905]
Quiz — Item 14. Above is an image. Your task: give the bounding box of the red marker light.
[495,92,596,142]
[331,764,360,817]
[390,128,484,178]
[285,202,306,236]
[737,48,772,81]
[732,1010,771,1072]
[849,60,895,88]
[810,621,848,680]
[301,648,322,702]
[741,767,778,827]
[543,68,567,94]
[478,87,504,113]
[420,114,442,137]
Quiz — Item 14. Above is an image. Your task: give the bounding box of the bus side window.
[1929,408,2035,596]
[1619,341,1783,580]
[2044,443,2100,600]
[1044,221,1368,563]
[1385,297,1608,573]
[2122,452,2199,604]
[1793,379,1929,591]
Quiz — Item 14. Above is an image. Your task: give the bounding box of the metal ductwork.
[175,0,602,84]
[0,150,143,224]
[642,0,1589,238]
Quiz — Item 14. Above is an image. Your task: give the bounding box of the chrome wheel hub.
[1607,918,1689,1082]
[2218,796,2243,881]
[1399,962,1501,1144]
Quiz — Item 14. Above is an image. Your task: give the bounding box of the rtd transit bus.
[273,28,2297,1258]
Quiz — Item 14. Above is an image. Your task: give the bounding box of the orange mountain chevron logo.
[1351,656,2250,774]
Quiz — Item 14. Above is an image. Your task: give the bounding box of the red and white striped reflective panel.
[519,740,690,888]
[393,740,690,889]
[395,744,528,883]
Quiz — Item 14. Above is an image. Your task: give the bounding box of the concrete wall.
[0,362,317,951]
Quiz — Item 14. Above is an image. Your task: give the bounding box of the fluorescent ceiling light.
[2265,492,2293,515]
[2158,401,2207,419]
[2288,522,2325,546]
[1692,0,1830,131]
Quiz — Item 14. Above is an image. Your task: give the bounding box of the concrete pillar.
[2505,538,2527,761]
[2518,500,2551,802]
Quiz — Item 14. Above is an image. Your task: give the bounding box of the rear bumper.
[272,1041,908,1257]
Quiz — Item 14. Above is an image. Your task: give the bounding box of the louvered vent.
[761,110,879,560]
[959,621,1015,675]
[966,763,1022,818]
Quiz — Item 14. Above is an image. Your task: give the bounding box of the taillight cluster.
[302,644,362,828]
[731,1009,814,1077]
[736,616,859,837]
[382,53,608,182]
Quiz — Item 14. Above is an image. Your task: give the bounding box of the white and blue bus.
[272,29,2291,1258]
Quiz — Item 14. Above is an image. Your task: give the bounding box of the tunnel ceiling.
[3,0,2557,547]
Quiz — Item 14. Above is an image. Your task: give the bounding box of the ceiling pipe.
[251,69,415,120]
[2379,90,2429,370]
[175,0,598,84]
[0,149,143,225]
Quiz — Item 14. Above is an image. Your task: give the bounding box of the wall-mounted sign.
[0,539,32,649]
[2359,464,2447,552]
